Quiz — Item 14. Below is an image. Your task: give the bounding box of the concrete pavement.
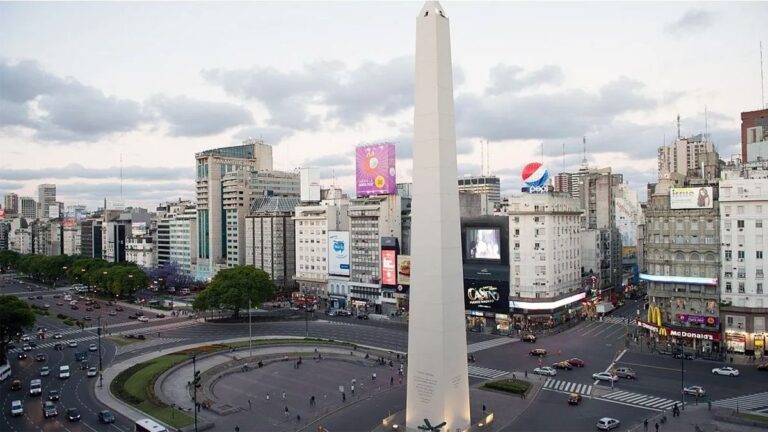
[627,405,768,432]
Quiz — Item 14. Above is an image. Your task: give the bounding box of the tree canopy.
[0,295,36,364]
[192,266,274,317]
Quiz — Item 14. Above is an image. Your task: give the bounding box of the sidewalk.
[626,405,768,432]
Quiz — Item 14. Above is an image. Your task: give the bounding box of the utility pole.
[305,307,309,337]
[192,355,200,432]
[680,341,685,411]
[248,299,252,359]
[98,315,103,387]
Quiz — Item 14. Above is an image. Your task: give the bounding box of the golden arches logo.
[647,306,662,326]
[658,327,668,337]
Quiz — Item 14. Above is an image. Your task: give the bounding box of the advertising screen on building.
[670,187,713,209]
[381,249,397,286]
[464,279,509,313]
[355,143,396,197]
[328,231,350,277]
[397,255,410,286]
[465,228,501,260]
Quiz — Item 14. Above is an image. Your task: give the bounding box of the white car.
[89,344,98,352]
[592,372,619,382]
[10,400,23,416]
[40,366,50,377]
[21,335,30,342]
[87,367,98,377]
[683,385,706,396]
[137,316,149,322]
[59,365,71,379]
[22,344,32,352]
[53,333,63,339]
[533,366,557,377]
[596,417,620,431]
[68,341,78,348]
[712,366,739,377]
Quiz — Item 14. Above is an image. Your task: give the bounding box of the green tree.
[0,250,20,270]
[193,266,274,317]
[0,295,36,364]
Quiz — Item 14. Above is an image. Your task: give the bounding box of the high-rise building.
[719,160,768,356]
[37,184,56,219]
[62,225,81,256]
[614,182,641,247]
[507,192,584,323]
[155,199,194,269]
[293,188,350,301]
[79,219,103,259]
[553,173,572,194]
[741,108,768,162]
[657,135,719,180]
[4,193,19,216]
[244,196,300,290]
[126,222,154,268]
[0,221,10,251]
[195,139,273,280]
[457,175,501,207]
[169,206,197,275]
[20,197,36,220]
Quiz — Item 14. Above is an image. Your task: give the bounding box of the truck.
[596,302,615,315]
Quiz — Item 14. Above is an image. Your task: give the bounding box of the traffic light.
[193,371,201,389]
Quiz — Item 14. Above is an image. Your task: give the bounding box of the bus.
[135,418,168,432]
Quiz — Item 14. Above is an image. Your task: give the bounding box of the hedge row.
[483,379,531,395]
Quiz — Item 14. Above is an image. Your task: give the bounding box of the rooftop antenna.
[480,139,484,176]
[677,114,681,139]
[540,141,544,164]
[562,142,566,173]
[581,136,588,169]
[704,105,709,140]
[486,139,490,176]
[120,153,123,204]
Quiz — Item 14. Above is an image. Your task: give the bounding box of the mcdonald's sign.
[647,305,662,327]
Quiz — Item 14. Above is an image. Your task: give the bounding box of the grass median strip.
[483,379,532,395]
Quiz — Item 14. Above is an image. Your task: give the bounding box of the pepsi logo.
[521,162,549,188]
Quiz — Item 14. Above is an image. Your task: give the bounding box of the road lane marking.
[616,361,682,372]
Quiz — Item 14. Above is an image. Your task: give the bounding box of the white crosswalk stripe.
[713,392,768,411]
[10,335,100,353]
[467,338,518,353]
[600,316,633,325]
[600,391,680,410]
[542,378,593,396]
[467,365,509,380]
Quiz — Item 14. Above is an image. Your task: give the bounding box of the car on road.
[40,366,50,377]
[22,344,32,351]
[35,353,46,362]
[28,341,37,347]
[357,314,369,320]
[596,417,620,431]
[10,400,23,416]
[21,334,31,342]
[567,358,585,368]
[57,302,64,306]
[80,361,90,370]
[529,348,547,356]
[27,295,35,299]
[66,407,82,422]
[522,334,537,343]
[43,401,58,418]
[612,367,636,379]
[43,303,51,309]
[336,310,353,317]
[87,367,98,377]
[17,352,27,360]
[674,351,694,360]
[85,307,93,312]
[115,306,124,311]
[9,379,22,391]
[682,385,706,396]
[93,303,101,309]
[54,343,65,351]
[84,315,93,321]
[75,351,88,362]
[98,410,116,424]
[128,314,138,319]
[138,315,149,322]
[712,366,739,377]
[36,295,43,299]
[47,390,61,401]
[89,344,98,352]
[70,305,79,310]
[53,333,62,339]
[156,313,166,318]
[552,361,573,370]
[592,372,619,382]
[29,379,42,396]
[533,366,557,376]
[68,340,78,348]
[567,393,581,405]
[326,309,338,316]
[59,365,70,379]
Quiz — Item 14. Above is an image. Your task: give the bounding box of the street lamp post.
[192,355,199,432]
[97,315,103,387]
[680,340,685,410]
[248,299,252,359]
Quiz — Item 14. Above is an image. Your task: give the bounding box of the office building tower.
[4,193,19,216]
[169,206,197,275]
[195,139,273,280]
[741,108,768,162]
[79,219,103,258]
[457,175,501,207]
[37,184,56,218]
[244,196,300,289]
[20,197,36,220]
[657,135,719,180]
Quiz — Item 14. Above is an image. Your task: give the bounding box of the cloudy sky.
[1,1,767,210]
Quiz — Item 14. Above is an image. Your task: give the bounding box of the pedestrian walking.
[524,370,528,378]
[266,393,270,401]
[297,414,301,422]
[248,399,251,410]
[655,422,659,432]
[351,384,355,395]
[342,392,346,402]
[390,376,394,386]
[235,426,240,432]
[482,404,486,414]
[643,419,648,431]
[282,391,286,400]
[310,395,315,407]
[284,406,289,417]
[352,378,357,386]
[372,372,377,381]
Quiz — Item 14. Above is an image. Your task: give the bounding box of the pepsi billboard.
[521,162,550,193]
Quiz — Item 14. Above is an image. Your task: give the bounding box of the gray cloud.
[0,181,24,190]
[0,164,191,181]
[303,154,351,167]
[486,65,564,95]
[232,125,294,145]
[0,59,145,142]
[665,9,714,35]
[317,167,355,181]
[148,95,253,137]
[456,76,657,143]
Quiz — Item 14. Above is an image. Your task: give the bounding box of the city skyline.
[1,2,767,210]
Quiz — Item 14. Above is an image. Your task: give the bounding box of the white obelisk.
[406,2,471,431]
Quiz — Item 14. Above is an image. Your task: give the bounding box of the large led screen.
[381,249,397,286]
[465,228,501,260]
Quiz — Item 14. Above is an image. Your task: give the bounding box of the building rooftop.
[249,197,301,214]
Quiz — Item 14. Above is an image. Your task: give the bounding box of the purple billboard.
[356,143,396,197]
[676,314,719,327]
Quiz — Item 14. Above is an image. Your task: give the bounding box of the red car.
[567,358,585,367]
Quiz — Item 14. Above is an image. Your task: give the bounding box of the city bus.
[135,418,168,432]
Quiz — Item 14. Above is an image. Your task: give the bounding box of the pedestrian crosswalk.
[467,337,518,353]
[600,316,633,325]
[600,390,680,410]
[713,391,768,412]
[10,335,98,353]
[542,378,593,396]
[467,365,509,380]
